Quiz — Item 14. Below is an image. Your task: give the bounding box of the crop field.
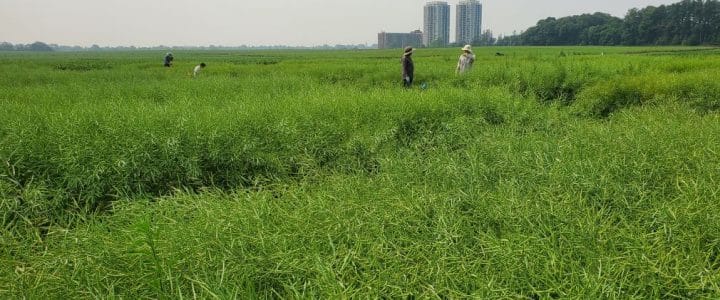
[1,46,720,298]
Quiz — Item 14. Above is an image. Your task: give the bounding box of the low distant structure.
[378,30,423,49]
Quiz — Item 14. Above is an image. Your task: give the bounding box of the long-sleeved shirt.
[456,53,475,74]
[193,65,203,77]
[401,55,414,80]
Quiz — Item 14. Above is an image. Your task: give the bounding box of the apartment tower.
[423,1,451,47]
[456,0,483,45]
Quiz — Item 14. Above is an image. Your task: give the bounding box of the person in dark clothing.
[401,46,414,87]
[164,52,174,67]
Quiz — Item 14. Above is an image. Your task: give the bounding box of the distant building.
[423,1,451,47]
[378,30,424,49]
[456,0,483,45]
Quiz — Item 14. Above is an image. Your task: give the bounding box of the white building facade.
[423,1,451,47]
[456,0,483,45]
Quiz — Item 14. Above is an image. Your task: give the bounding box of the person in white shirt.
[193,63,206,78]
[456,45,476,75]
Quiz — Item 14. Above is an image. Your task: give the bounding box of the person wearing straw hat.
[456,45,476,75]
[401,46,415,87]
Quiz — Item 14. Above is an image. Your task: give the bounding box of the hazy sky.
[1,0,679,46]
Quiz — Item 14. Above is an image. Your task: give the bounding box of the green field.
[1,47,720,298]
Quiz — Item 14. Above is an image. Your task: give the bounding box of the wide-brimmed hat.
[404,46,414,55]
[462,45,472,52]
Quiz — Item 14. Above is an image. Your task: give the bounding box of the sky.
[0,0,680,47]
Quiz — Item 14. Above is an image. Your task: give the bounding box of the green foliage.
[1,47,720,298]
[522,13,624,46]
[520,0,720,46]
[575,67,720,117]
[54,60,113,71]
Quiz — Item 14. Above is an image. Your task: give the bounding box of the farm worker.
[164,52,174,67]
[456,45,476,75]
[193,62,206,77]
[401,46,415,87]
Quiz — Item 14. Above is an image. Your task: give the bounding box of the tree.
[27,41,53,51]
[0,42,14,51]
[515,0,720,46]
[520,13,622,45]
[474,30,496,46]
[495,34,521,46]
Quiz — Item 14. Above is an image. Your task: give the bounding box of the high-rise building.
[378,30,424,49]
[423,1,451,47]
[456,0,483,45]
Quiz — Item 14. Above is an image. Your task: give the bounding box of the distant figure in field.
[401,46,415,87]
[193,63,206,77]
[163,52,174,67]
[495,52,505,56]
[456,45,476,75]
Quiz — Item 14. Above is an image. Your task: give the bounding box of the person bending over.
[193,62,206,77]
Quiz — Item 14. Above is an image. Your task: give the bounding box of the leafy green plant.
[1,47,720,298]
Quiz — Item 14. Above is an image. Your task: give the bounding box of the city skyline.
[0,0,681,47]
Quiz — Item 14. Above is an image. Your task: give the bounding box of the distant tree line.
[518,0,720,46]
[0,41,377,52]
[450,0,720,47]
[0,41,54,51]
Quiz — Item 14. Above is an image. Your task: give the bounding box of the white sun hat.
[462,45,472,51]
